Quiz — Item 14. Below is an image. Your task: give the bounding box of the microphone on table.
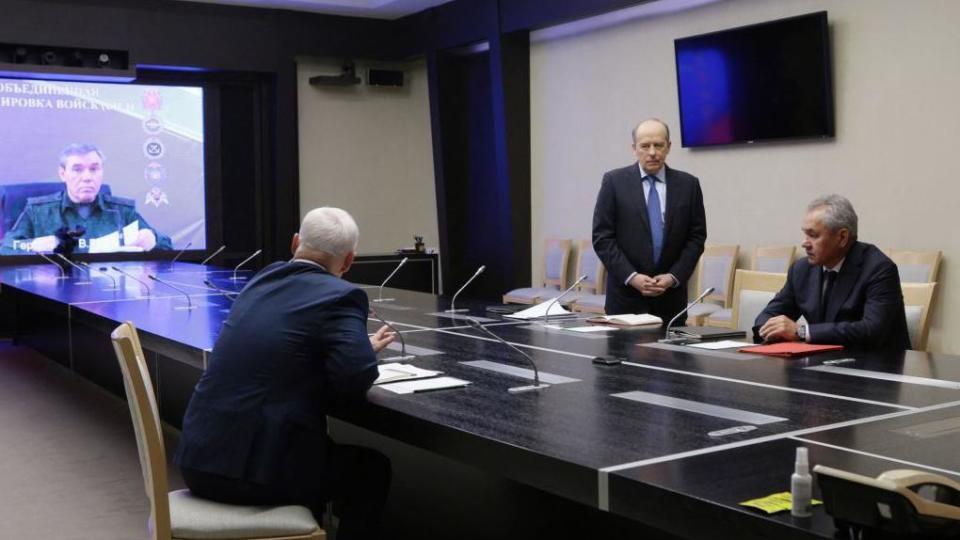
[369,305,412,362]
[200,245,226,265]
[34,251,65,279]
[54,253,88,276]
[81,262,118,289]
[148,274,193,309]
[203,279,238,302]
[232,249,262,281]
[658,287,716,345]
[465,317,549,394]
[171,241,193,263]
[374,257,407,303]
[543,274,587,328]
[111,266,152,295]
[446,265,485,313]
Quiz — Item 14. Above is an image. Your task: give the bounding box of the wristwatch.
[796,324,807,341]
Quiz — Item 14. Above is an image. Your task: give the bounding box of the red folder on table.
[739,342,844,357]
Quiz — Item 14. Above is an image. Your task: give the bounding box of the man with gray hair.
[176,207,395,540]
[755,195,910,351]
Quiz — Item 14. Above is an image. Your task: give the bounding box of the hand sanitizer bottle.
[791,446,812,517]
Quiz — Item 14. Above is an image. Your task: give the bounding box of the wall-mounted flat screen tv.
[0,77,205,255]
[674,11,834,147]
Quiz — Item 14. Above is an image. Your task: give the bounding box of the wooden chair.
[570,239,607,314]
[706,245,795,327]
[503,238,572,304]
[727,270,788,334]
[884,249,942,283]
[111,322,325,540]
[687,244,739,325]
[902,282,937,351]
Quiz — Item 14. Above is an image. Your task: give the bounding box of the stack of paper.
[374,363,441,385]
[587,313,663,327]
[503,299,573,320]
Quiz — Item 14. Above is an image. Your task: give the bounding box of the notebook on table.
[739,342,844,358]
[670,326,747,340]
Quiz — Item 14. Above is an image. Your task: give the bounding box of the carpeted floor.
[0,339,184,540]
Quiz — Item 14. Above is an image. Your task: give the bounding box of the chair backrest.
[0,182,112,240]
[884,249,942,283]
[111,321,171,540]
[752,245,796,273]
[730,270,788,332]
[695,244,739,306]
[902,282,937,351]
[542,238,572,290]
[576,239,605,294]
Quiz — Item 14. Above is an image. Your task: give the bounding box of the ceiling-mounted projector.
[309,60,361,86]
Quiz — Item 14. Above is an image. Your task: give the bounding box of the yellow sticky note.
[739,492,823,515]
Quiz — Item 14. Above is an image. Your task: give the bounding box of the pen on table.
[823,358,856,366]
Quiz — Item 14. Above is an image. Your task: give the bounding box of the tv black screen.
[674,11,834,147]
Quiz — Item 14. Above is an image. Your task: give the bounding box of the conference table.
[2,260,960,540]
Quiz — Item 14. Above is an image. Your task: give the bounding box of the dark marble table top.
[4,261,960,539]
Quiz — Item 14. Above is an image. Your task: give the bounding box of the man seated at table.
[175,207,395,540]
[754,194,910,351]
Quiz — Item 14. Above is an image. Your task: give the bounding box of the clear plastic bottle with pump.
[791,446,813,517]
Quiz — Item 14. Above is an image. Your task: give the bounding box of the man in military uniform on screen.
[1,143,172,254]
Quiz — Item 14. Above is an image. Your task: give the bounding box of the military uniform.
[1,190,172,253]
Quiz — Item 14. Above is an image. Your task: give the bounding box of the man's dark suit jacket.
[174,260,378,485]
[753,241,911,351]
[592,164,707,320]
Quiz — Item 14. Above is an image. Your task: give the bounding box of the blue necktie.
[646,176,664,266]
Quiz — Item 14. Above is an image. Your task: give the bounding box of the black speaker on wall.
[368,68,404,87]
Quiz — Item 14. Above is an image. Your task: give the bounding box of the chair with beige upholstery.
[902,282,937,351]
[503,238,572,304]
[727,270,788,334]
[706,245,795,327]
[569,239,607,314]
[884,249,942,283]
[686,244,739,325]
[111,321,325,540]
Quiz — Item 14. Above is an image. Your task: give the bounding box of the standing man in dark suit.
[755,195,910,351]
[592,118,707,322]
[175,207,395,540]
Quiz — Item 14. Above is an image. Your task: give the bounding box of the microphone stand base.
[444,308,470,313]
[508,383,550,394]
[657,337,702,345]
[380,354,415,363]
[372,298,395,303]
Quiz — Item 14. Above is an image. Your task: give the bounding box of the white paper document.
[378,376,470,394]
[504,299,572,320]
[687,340,754,350]
[542,324,615,333]
[374,363,441,385]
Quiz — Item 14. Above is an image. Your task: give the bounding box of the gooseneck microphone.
[148,274,193,308]
[658,287,716,344]
[203,279,238,302]
[111,266,152,295]
[55,253,88,276]
[232,249,262,281]
[543,274,588,328]
[171,241,193,263]
[465,318,549,394]
[369,306,412,362]
[374,257,408,303]
[35,252,65,279]
[200,245,226,265]
[446,265,485,313]
[81,262,118,289]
